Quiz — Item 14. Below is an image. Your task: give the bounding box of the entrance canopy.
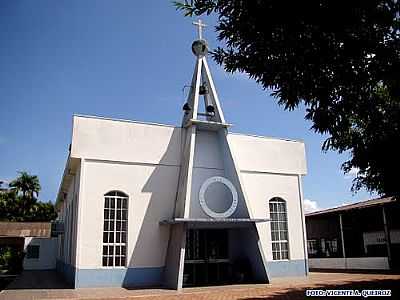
[160,218,269,229]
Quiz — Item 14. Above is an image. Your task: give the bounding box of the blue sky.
[0,0,375,210]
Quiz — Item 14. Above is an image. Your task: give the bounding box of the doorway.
[183,229,232,286]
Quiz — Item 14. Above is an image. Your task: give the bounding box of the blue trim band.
[56,260,163,288]
[56,260,306,288]
[75,267,164,288]
[266,259,307,278]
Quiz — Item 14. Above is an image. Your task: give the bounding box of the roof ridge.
[306,196,395,216]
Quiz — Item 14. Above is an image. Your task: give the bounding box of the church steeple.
[164,20,269,290]
[182,20,227,127]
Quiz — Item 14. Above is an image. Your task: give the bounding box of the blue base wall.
[266,259,308,278]
[56,260,163,288]
[56,259,306,288]
[76,267,164,288]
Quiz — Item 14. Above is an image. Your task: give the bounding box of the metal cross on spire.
[192,19,207,40]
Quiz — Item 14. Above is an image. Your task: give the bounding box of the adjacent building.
[306,197,399,271]
[0,222,57,271]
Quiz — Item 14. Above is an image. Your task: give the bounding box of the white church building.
[56,21,308,289]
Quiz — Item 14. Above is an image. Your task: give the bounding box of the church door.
[183,229,231,286]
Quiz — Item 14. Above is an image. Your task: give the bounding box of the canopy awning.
[160,218,269,225]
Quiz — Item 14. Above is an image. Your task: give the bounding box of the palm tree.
[9,171,41,201]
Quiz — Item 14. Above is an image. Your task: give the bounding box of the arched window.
[102,191,128,267]
[269,197,289,260]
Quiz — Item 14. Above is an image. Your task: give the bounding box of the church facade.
[56,23,308,289]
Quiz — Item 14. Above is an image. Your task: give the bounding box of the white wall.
[71,116,182,165]
[189,168,226,218]
[309,257,389,270]
[67,116,307,271]
[71,163,81,266]
[63,175,75,265]
[190,130,238,218]
[24,237,57,270]
[71,116,307,175]
[77,160,179,269]
[70,116,184,269]
[193,130,224,169]
[228,133,307,175]
[240,172,306,262]
[189,130,256,219]
[59,163,80,267]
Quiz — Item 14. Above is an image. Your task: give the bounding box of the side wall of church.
[56,161,81,285]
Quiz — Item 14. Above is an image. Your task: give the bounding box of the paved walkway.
[1,271,399,300]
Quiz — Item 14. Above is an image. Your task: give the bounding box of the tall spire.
[181,19,227,128]
[164,20,269,290]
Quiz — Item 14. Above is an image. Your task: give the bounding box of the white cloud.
[344,167,359,179]
[339,201,355,207]
[225,71,249,80]
[303,199,320,213]
[348,167,359,175]
[0,178,10,189]
[215,66,250,81]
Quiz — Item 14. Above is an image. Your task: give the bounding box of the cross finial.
[192,19,207,40]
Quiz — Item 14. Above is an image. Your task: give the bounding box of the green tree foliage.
[27,201,57,222]
[9,171,40,199]
[0,246,24,274]
[0,172,57,222]
[175,0,400,198]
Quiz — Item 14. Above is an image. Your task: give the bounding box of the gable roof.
[306,197,396,217]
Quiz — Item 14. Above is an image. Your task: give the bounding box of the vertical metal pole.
[382,206,392,269]
[339,213,346,268]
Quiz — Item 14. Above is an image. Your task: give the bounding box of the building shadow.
[240,278,400,300]
[123,127,182,288]
[4,270,72,290]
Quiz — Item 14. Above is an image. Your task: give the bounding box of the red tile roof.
[0,222,51,237]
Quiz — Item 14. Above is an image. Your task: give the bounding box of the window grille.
[102,191,128,267]
[269,197,289,260]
